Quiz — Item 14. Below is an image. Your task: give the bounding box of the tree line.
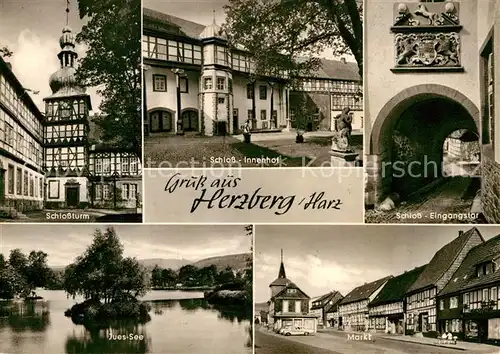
[0,249,57,299]
[151,264,246,289]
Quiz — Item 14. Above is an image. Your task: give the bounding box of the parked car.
[282,326,314,336]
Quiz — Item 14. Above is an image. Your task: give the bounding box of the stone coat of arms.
[395,32,460,67]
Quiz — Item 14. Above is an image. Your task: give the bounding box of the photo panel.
[0,223,253,354]
[364,0,500,225]
[0,0,143,223]
[254,224,500,354]
[143,0,363,169]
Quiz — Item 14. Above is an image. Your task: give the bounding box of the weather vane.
[66,0,70,26]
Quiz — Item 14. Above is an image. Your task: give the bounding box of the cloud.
[1,28,101,112]
[255,252,389,303]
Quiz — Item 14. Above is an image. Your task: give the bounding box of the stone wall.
[482,156,500,223]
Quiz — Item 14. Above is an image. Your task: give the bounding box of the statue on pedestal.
[331,107,354,152]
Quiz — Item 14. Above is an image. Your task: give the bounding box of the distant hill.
[139,258,192,271]
[255,302,268,312]
[192,253,252,272]
[50,253,251,273]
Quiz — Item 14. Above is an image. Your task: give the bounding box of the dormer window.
[477,261,495,277]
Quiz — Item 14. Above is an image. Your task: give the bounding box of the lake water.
[0,289,252,354]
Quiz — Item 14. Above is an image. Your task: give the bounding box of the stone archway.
[366,84,480,206]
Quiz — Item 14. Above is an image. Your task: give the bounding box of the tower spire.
[65,0,70,26]
[278,249,286,279]
[212,9,216,24]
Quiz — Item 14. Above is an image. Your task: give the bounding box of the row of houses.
[264,228,500,345]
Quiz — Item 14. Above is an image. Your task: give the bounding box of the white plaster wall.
[145,67,200,113]
[365,0,481,152]
[46,177,88,203]
[232,76,286,129]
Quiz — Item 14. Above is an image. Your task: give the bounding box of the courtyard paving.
[366,176,482,224]
[144,132,363,168]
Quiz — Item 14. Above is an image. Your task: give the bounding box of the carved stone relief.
[394,2,459,27]
[395,32,460,67]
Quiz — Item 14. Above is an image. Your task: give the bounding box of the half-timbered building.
[143,8,362,137]
[0,22,141,213]
[0,57,45,213]
[368,265,426,334]
[43,26,92,208]
[437,233,500,344]
[310,291,343,328]
[405,228,484,337]
[267,250,318,333]
[338,276,392,332]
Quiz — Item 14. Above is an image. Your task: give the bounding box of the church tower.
[43,3,91,208]
[199,12,233,136]
[269,249,290,298]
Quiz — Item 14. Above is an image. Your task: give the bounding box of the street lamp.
[171,68,186,135]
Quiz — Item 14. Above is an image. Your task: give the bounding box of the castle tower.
[269,249,290,298]
[199,12,233,136]
[43,3,92,208]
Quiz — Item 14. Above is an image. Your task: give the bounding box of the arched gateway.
[366,84,480,206]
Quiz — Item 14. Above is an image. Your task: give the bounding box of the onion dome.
[59,26,76,49]
[48,26,86,96]
[200,19,227,40]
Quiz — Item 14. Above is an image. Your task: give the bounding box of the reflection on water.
[0,290,252,354]
[0,300,50,333]
[65,326,150,354]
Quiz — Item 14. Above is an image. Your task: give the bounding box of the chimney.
[340,57,346,64]
[459,230,464,236]
[5,62,12,70]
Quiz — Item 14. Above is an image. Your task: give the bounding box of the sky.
[0,224,251,267]
[254,225,500,303]
[144,0,352,62]
[0,0,101,112]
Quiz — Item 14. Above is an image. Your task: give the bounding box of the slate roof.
[439,233,500,297]
[311,291,337,310]
[340,276,393,306]
[271,282,310,301]
[316,59,360,82]
[407,227,483,294]
[369,265,427,307]
[270,277,291,287]
[143,8,206,39]
[142,8,360,82]
[324,292,344,313]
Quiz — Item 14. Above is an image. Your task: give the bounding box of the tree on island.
[63,227,150,326]
[64,227,148,303]
[75,0,142,160]
[223,0,363,84]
